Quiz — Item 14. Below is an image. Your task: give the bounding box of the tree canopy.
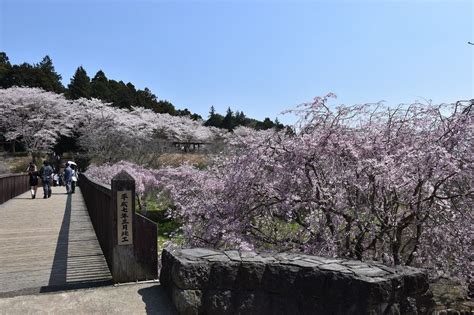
[157,95,473,281]
[0,87,226,161]
[0,53,64,93]
[0,51,281,130]
[205,105,283,131]
[84,95,473,282]
[67,66,91,99]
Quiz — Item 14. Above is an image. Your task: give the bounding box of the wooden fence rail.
[79,172,158,283]
[79,173,114,272]
[0,173,29,204]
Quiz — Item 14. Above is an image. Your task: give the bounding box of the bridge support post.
[111,171,137,283]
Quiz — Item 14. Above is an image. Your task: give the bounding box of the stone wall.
[160,248,434,315]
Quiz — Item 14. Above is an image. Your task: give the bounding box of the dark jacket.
[39,165,54,182]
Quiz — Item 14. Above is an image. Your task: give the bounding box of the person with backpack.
[39,160,53,199]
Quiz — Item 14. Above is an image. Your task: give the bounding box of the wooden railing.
[134,213,158,280]
[79,172,158,282]
[79,174,114,272]
[0,173,29,204]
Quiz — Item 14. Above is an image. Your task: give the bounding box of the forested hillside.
[0,52,283,131]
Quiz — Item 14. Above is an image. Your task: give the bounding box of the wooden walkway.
[0,188,112,297]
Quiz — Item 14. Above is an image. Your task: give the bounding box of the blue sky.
[1,0,472,124]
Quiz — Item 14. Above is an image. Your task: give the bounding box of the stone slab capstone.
[160,248,434,315]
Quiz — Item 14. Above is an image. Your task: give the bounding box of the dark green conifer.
[91,70,111,100]
[67,66,91,99]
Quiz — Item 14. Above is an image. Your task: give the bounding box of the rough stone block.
[402,267,430,296]
[202,290,234,315]
[223,250,241,262]
[171,256,210,290]
[232,291,268,314]
[265,293,299,315]
[180,248,220,258]
[262,263,300,294]
[293,268,329,298]
[235,262,265,290]
[171,285,202,315]
[160,248,432,315]
[160,248,174,288]
[208,261,239,289]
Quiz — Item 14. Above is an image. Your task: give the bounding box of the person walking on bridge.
[64,163,73,194]
[39,161,53,199]
[27,162,39,199]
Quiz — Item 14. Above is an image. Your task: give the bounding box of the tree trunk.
[392,228,403,265]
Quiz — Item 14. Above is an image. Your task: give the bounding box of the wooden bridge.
[0,172,158,298]
[0,188,111,296]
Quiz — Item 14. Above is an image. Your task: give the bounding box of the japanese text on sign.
[117,190,133,245]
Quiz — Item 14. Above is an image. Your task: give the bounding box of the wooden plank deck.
[0,187,112,297]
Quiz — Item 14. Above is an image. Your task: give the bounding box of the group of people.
[27,161,78,199]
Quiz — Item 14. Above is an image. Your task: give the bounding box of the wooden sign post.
[111,171,136,283]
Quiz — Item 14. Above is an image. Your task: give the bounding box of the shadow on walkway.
[138,285,177,314]
[0,189,111,298]
[46,193,72,287]
[39,193,112,293]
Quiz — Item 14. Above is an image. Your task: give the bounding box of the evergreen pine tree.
[135,87,157,109]
[209,105,216,117]
[205,106,224,128]
[67,66,92,99]
[0,52,11,87]
[154,100,176,115]
[177,108,192,116]
[274,117,284,131]
[256,117,275,130]
[222,107,235,131]
[36,56,64,93]
[7,63,36,88]
[235,110,247,127]
[91,70,111,100]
